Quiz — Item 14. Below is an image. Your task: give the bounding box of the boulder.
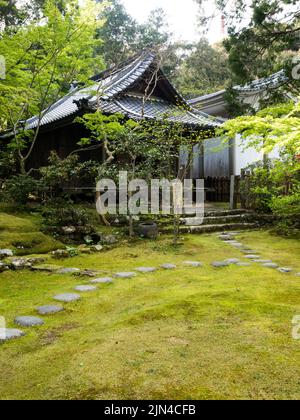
[62,226,76,235]
[0,249,14,259]
[52,249,70,259]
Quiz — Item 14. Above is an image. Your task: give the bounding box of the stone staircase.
[161,209,259,234]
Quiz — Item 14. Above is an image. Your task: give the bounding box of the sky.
[121,0,225,44]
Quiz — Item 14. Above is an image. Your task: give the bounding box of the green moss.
[0,212,63,255]
[0,230,300,399]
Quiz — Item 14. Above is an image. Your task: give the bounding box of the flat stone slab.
[296,273,300,277]
[253,259,273,264]
[53,293,81,302]
[74,285,97,292]
[161,264,177,270]
[278,267,293,274]
[114,272,137,279]
[90,277,113,284]
[183,261,203,267]
[0,328,25,343]
[37,305,64,315]
[136,267,157,273]
[244,255,261,260]
[15,316,44,327]
[230,242,244,248]
[56,268,81,274]
[211,261,230,268]
[236,262,252,267]
[262,263,279,269]
[241,250,257,254]
[225,258,240,265]
[219,235,235,241]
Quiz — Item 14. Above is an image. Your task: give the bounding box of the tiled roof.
[25,51,220,131]
[188,70,288,108]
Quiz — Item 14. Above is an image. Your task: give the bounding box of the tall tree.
[0,0,106,173]
[96,0,172,67]
[174,39,230,98]
[195,0,300,86]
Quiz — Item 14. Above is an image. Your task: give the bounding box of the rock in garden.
[11,258,31,270]
[101,235,118,245]
[75,269,102,278]
[296,273,300,277]
[62,226,76,235]
[219,235,234,241]
[244,255,261,260]
[74,285,97,292]
[161,264,177,270]
[263,263,279,269]
[277,267,293,274]
[136,267,157,273]
[0,328,25,343]
[183,261,203,267]
[53,293,81,303]
[14,316,44,327]
[211,261,230,268]
[230,243,244,248]
[93,245,103,252]
[90,277,113,284]
[0,262,10,272]
[32,264,63,273]
[253,259,273,264]
[225,258,240,265]
[37,305,64,315]
[236,262,252,267]
[114,272,137,279]
[57,268,80,274]
[52,249,70,259]
[0,249,14,259]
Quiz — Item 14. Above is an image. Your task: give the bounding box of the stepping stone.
[183,261,203,267]
[161,264,177,270]
[236,262,252,267]
[57,268,80,274]
[253,259,273,264]
[296,273,300,277]
[224,258,240,265]
[211,261,229,268]
[0,328,25,343]
[136,267,157,273]
[32,264,63,273]
[74,270,102,278]
[241,250,257,254]
[53,293,81,303]
[90,277,113,284]
[37,305,64,315]
[74,285,97,292]
[244,255,261,260]
[263,263,278,269]
[14,316,44,327]
[115,272,137,279]
[277,267,293,274]
[219,235,234,241]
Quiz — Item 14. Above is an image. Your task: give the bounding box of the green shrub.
[42,199,89,227]
[1,174,41,206]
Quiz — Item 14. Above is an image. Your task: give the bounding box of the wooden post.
[230,175,237,210]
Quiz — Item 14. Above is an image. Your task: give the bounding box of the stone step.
[162,222,258,234]
[182,214,250,226]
